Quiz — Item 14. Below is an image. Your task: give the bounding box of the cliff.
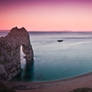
[0,27,33,80]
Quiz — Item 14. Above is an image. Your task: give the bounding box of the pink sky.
[0,1,92,31]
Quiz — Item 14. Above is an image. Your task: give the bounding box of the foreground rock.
[0,27,33,80]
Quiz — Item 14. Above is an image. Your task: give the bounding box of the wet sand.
[6,72,92,92]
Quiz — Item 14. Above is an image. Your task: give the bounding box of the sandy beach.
[5,72,92,92]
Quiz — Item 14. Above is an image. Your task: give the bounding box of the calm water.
[1,32,92,82]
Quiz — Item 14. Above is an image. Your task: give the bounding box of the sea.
[1,31,92,82]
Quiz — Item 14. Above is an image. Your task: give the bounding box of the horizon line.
[1,30,92,33]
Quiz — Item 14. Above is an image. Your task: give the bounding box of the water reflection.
[23,61,34,81]
[19,45,34,81]
[16,61,34,81]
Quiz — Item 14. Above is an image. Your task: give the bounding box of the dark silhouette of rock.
[0,27,33,80]
[57,40,63,42]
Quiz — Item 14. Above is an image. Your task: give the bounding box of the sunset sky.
[0,0,92,31]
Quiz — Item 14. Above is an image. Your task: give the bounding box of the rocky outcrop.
[0,27,33,80]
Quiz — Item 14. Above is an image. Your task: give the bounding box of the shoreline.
[6,72,92,92]
[10,71,92,83]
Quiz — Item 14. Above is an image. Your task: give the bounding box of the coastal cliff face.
[0,27,33,80]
